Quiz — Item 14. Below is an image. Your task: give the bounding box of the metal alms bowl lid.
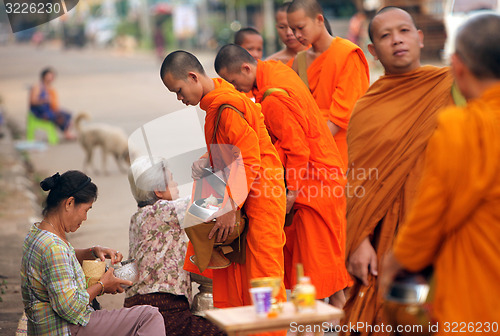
[188,198,224,222]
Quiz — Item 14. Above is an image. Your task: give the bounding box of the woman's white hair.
[128,156,169,207]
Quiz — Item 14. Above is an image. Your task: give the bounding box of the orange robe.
[252,60,350,298]
[200,78,287,335]
[342,66,454,335]
[393,84,500,335]
[306,37,369,169]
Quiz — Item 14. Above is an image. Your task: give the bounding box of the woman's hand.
[92,245,123,265]
[100,268,133,295]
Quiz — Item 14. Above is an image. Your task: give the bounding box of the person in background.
[234,27,264,61]
[29,67,76,140]
[125,156,225,336]
[266,2,307,66]
[287,0,370,170]
[21,170,165,336]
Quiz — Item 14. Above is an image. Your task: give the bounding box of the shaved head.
[455,13,500,79]
[368,7,417,42]
[287,0,324,18]
[215,44,256,74]
[160,50,205,81]
[277,1,292,14]
[234,27,261,46]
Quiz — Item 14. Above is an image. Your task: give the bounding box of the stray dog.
[75,112,130,174]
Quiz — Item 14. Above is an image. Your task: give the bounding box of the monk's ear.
[241,63,251,74]
[316,14,324,25]
[187,71,199,83]
[368,43,379,60]
[417,29,424,49]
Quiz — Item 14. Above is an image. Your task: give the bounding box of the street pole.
[139,0,152,48]
[263,0,276,55]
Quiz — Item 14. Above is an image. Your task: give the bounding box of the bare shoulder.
[266,49,288,63]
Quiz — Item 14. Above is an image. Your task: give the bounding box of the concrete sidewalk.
[0,126,40,334]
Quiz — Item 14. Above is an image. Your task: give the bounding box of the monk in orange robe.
[381,13,500,335]
[161,51,286,336]
[215,44,350,307]
[235,27,263,101]
[266,2,306,65]
[287,0,370,168]
[342,7,457,335]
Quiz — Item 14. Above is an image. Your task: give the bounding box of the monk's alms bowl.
[384,273,433,336]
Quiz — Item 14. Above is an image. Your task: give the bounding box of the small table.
[205,301,343,336]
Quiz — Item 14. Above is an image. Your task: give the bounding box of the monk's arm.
[393,127,450,271]
[262,94,310,191]
[326,50,369,132]
[218,107,261,208]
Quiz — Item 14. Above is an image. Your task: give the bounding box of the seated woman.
[125,156,224,336]
[21,170,165,336]
[29,67,75,140]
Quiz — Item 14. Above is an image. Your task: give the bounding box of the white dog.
[75,112,130,174]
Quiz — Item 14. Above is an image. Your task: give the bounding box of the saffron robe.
[200,78,287,336]
[306,37,369,169]
[253,60,350,297]
[394,84,500,335]
[342,66,454,335]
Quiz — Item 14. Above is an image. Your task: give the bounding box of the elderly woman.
[124,156,224,336]
[21,170,165,335]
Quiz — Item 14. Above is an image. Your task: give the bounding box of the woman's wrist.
[96,281,105,296]
[90,246,98,259]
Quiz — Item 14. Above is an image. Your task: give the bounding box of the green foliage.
[116,20,141,39]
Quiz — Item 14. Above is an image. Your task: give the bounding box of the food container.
[250,277,283,313]
[112,259,139,288]
[384,273,433,336]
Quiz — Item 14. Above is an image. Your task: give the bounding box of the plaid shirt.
[21,224,93,335]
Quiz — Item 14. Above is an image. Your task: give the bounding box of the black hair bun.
[40,172,61,191]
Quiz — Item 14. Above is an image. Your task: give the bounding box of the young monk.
[234,27,264,61]
[287,0,369,169]
[381,13,500,335]
[342,7,457,335]
[266,2,306,66]
[160,51,287,336]
[215,44,350,308]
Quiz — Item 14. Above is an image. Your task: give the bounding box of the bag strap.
[210,104,246,146]
[262,88,289,101]
[451,82,466,107]
[296,50,309,89]
[208,103,246,210]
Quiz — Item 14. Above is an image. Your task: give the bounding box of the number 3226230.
[443,322,498,333]
[5,2,61,14]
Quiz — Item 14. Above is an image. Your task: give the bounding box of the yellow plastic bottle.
[292,264,317,313]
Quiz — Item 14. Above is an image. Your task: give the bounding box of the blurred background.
[2,0,498,61]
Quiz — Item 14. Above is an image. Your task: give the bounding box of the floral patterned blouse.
[126,197,192,304]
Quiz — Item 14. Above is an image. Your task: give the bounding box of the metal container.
[384,273,433,336]
[190,273,215,317]
[113,259,139,288]
[186,168,227,222]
